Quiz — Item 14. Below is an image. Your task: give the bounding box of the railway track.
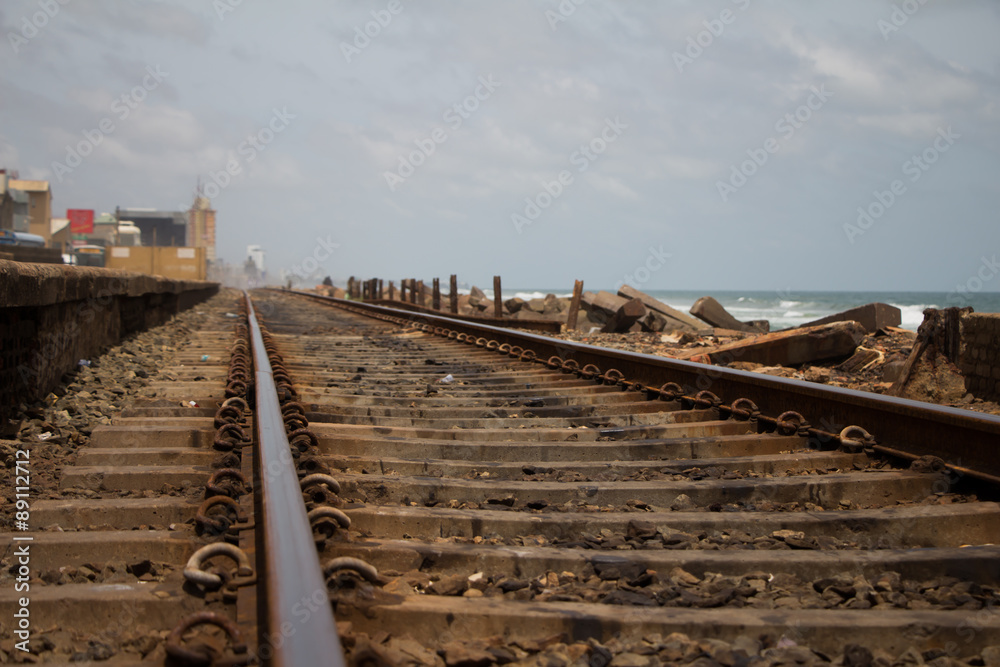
[261,291,1000,665]
[3,289,1000,665]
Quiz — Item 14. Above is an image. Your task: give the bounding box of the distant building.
[247,245,265,272]
[187,196,217,261]
[10,189,29,233]
[50,218,70,254]
[9,179,52,243]
[0,171,13,231]
[116,207,186,246]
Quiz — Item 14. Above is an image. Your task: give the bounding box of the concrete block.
[690,296,756,332]
[617,285,702,331]
[801,302,901,333]
[601,298,647,334]
[676,321,866,366]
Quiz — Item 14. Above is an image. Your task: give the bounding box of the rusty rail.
[246,293,346,666]
[284,289,1000,484]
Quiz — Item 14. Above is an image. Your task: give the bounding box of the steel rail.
[246,293,346,666]
[284,289,1000,482]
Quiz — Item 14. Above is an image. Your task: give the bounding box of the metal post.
[432,278,441,310]
[493,276,502,318]
[450,275,458,314]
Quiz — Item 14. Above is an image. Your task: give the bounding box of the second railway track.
[254,291,1000,665]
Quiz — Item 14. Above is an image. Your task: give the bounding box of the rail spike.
[183,543,253,590]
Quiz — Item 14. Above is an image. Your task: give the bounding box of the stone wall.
[960,312,1000,402]
[0,260,217,422]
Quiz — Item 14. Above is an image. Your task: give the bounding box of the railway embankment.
[0,260,217,424]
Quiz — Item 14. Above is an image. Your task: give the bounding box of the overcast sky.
[2,1,998,292]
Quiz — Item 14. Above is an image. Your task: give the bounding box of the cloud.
[64,1,210,46]
[2,1,998,291]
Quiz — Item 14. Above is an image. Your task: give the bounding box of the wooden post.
[493,276,503,318]
[409,279,417,304]
[388,281,395,300]
[449,275,458,314]
[432,278,441,310]
[416,280,426,307]
[566,279,584,331]
[378,279,384,299]
[348,276,355,299]
[399,280,406,302]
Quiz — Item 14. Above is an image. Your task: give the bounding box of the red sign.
[68,209,94,234]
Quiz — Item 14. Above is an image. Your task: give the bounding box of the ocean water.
[491,289,1000,331]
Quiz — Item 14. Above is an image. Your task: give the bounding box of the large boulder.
[504,297,526,314]
[524,298,547,313]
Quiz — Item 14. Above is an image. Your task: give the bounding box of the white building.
[247,245,265,272]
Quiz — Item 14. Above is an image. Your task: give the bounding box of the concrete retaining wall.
[960,312,1000,401]
[0,260,217,422]
[4,247,64,264]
